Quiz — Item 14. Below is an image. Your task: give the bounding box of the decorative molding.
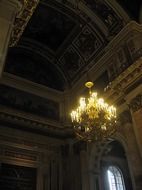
[0,145,38,162]
[0,133,61,152]
[83,0,124,34]
[73,25,103,61]
[0,84,60,121]
[59,45,85,81]
[9,0,40,46]
[0,106,73,138]
[1,72,63,101]
[7,0,131,89]
[130,94,142,112]
[118,110,132,125]
[104,58,142,102]
[70,21,142,95]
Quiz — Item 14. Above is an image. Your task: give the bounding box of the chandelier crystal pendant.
[70,81,117,142]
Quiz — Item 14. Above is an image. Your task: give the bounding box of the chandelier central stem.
[85,81,94,95]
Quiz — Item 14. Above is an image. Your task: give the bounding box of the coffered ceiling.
[5,0,141,91]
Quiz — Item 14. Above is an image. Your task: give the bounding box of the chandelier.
[70,81,117,142]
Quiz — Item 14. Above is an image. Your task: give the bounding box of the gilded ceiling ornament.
[9,0,40,47]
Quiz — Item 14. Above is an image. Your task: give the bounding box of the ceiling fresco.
[5,0,139,91]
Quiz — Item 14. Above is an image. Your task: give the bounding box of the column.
[130,94,142,157]
[89,173,100,190]
[0,0,22,75]
[139,4,142,24]
[61,142,82,190]
[130,94,142,190]
[37,165,44,190]
[80,150,90,190]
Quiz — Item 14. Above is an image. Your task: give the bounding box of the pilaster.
[130,94,142,158]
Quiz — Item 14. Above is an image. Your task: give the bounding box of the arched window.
[107,166,125,190]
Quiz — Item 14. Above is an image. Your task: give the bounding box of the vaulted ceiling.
[5,0,142,91]
[0,0,141,139]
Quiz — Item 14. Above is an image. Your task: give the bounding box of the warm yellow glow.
[71,93,116,122]
[70,88,117,142]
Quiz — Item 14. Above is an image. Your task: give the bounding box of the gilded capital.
[118,110,132,125]
[130,94,142,112]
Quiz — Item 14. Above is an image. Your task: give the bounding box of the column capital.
[119,110,132,125]
[130,94,142,112]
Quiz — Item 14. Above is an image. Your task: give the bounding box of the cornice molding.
[0,105,73,138]
[0,144,39,162]
[104,58,142,102]
[105,21,142,51]
[1,72,63,101]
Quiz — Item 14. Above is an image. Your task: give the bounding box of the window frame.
[107,165,126,190]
